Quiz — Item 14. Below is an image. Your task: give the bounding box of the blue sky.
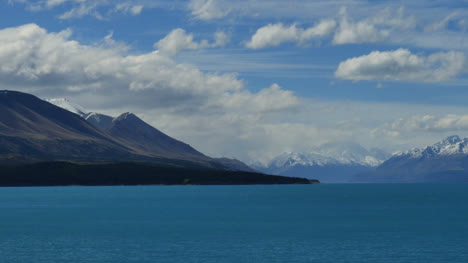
[2,0,468,162]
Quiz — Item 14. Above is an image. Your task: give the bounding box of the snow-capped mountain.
[267,142,388,169]
[394,135,468,158]
[255,143,390,183]
[354,135,468,183]
[46,98,88,117]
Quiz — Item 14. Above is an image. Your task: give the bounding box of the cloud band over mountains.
[4,1,468,163]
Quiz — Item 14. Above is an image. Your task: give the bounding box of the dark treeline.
[0,162,317,187]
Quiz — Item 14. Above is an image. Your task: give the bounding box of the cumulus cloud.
[2,24,465,161]
[333,7,415,44]
[215,83,300,114]
[155,29,229,56]
[245,8,416,49]
[188,0,229,20]
[335,49,466,82]
[0,24,304,162]
[333,17,389,44]
[245,20,336,49]
[0,24,296,108]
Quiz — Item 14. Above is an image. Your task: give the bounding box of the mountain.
[83,112,114,131]
[255,143,389,183]
[105,112,205,159]
[1,90,253,171]
[0,91,132,161]
[354,135,468,183]
[74,108,252,171]
[46,98,88,117]
[0,90,302,185]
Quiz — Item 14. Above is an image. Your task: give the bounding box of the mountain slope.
[46,98,88,117]
[2,91,254,172]
[354,135,468,183]
[106,112,205,159]
[83,112,114,131]
[0,91,132,160]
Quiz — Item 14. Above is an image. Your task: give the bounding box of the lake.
[0,184,467,262]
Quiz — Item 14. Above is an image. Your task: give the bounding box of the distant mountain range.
[255,135,468,183]
[354,135,468,183]
[253,143,390,183]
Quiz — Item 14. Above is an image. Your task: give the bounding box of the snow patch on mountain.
[83,112,114,131]
[46,98,88,117]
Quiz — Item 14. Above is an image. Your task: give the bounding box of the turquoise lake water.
[0,184,467,263]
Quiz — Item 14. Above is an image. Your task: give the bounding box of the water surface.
[0,184,467,262]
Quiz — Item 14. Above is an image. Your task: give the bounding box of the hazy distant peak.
[266,143,389,169]
[436,135,461,147]
[114,112,138,122]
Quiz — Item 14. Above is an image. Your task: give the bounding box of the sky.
[2,0,468,163]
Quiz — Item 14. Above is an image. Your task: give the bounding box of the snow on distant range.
[47,97,391,168]
[46,98,88,117]
[265,143,389,169]
[394,135,468,158]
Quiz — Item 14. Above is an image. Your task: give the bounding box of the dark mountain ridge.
[0,90,252,171]
[83,111,252,171]
[0,90,313,185]
[0,91,132,160]
[104,112,205,159]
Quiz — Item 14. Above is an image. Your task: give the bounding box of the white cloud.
[425,11,460,32]
[188,0,229,20]
[301,20,337,41]
[4,23,464,161]
[332,7,415,44]
[46,0,71,8]
[213,31,230,47]
[335,49,466,82]
[333,17,389,44]
[58,1,102,20]
[375,114,468,134]
[154,29,229,56]
[245,20,336,49]
[245,8,416,49]
[11,0,148,19]
[0,24,302,161]
[114,3,144,16]
[245,23,299,49]
[138,98,468,162]
[215,83,300,114]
